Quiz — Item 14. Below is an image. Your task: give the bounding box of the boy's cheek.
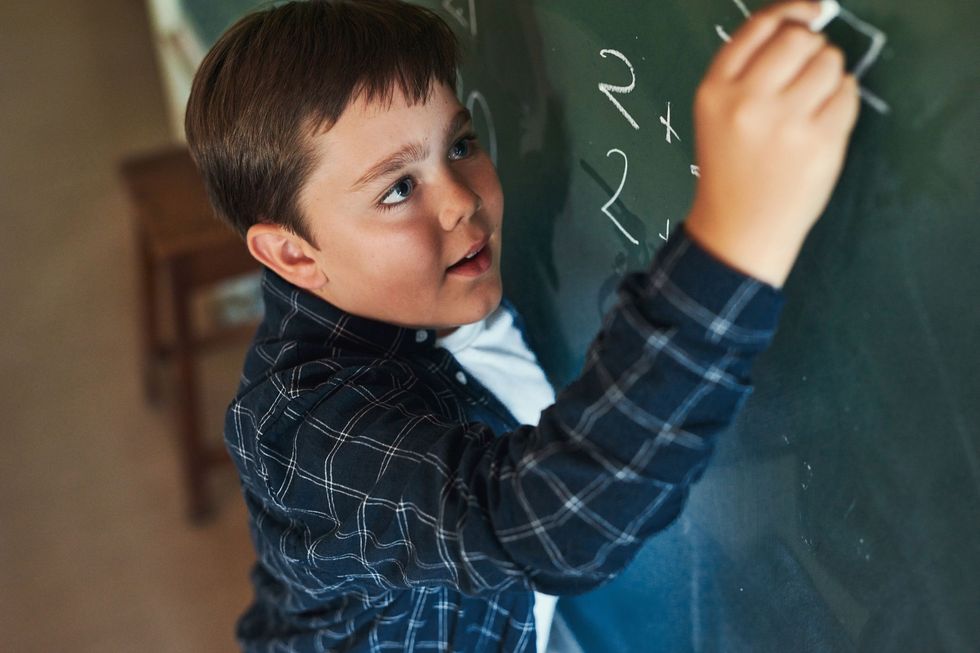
[480,168,505,225]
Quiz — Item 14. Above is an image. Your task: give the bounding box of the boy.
[184,0,858,650]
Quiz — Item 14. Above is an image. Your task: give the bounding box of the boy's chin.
[446,287,504,329]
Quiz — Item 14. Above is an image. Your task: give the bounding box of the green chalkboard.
[183,1,980,650]
[420,1,979,650]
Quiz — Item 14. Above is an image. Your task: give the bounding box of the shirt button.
[455,371,467,384]
[415,330,428,343]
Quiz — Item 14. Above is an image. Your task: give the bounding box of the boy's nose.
[437,171,482,231]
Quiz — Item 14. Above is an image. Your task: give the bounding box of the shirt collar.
[435,312,487,354]
[259,267,438,356]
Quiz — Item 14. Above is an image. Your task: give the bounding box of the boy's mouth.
[447,238,491,277]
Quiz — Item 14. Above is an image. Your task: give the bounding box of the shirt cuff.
[639,221,787,352]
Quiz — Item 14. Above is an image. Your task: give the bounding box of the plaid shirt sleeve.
[237,224,785,598]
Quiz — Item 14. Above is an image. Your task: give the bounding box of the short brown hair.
[184,0,459,244]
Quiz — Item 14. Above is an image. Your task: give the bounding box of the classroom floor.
[0,1,255,651]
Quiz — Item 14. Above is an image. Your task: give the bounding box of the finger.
[709,1,824,81]
[813,73,860,132]
[783,44,846,114]
[737,23,826,92]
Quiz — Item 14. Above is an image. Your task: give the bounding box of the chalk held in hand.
[809,0,841,32]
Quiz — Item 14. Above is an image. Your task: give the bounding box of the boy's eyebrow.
[350,107,473,192]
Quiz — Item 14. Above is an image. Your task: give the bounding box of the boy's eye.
[380,177,415,207]
[449,134,478,160]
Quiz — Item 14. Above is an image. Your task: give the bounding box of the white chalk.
[809,0,840,32]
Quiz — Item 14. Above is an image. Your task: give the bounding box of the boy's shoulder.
[246,267,433,370]
[231,267,459,433]
[226,270,497,512]
[244,267,533,391]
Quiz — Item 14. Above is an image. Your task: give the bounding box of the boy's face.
[298,81,504,335]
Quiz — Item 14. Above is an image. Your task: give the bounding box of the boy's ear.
[246,223,327,291]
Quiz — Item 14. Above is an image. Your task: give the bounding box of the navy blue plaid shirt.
[226,225,785,652]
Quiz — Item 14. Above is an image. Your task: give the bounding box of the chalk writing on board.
[601,149,640,245]
[659,102,681,143]
[731,0,751,19]
[715,1,748,44]
[442,0,477,38]
[690,165,701,177]
[836,6,890,114]
[464,89,498,165]
[838,7,882,80]
[659,219,671,242]
[597,49,640,130]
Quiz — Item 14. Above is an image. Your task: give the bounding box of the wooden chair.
[119,145,260,522]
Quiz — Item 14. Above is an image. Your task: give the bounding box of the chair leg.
[137,230,163,405]
[171,264,212,523]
